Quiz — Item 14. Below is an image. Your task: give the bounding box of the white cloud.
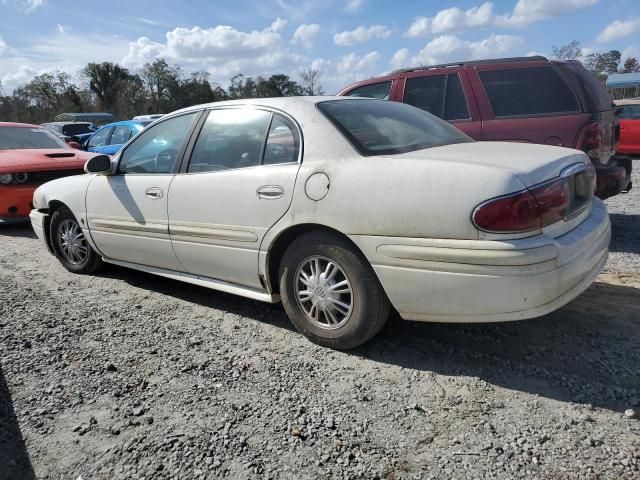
[432,2,494,33]
[411,34,524,66]
[334,25,392,46]
[2,65,38,91]
[56,24,67,34]
[596,18,640,44]
[337,51,380,75]
[390,48,410,69]
[291,23,320,49]
[268,17,288,33]
[0,36,7,56]
[22,0,45,12]
[497,0,599,27]
[406,17,430,38]
[406,0,599,36]
[345,0,364,12]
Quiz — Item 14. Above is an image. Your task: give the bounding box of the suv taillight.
[473,163,595,234]
[580,122,602,160]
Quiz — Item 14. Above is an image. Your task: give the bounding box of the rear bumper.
[595,156,632,199]
[350,199,610,323]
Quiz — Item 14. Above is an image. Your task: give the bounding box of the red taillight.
[472,189,540,233]
[473,171,590,233]
[581,122,602,159]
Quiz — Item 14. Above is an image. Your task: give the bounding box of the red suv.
[338,56,632,199]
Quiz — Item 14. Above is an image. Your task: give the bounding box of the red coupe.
[0,122,97,224]
[616,99,640,155]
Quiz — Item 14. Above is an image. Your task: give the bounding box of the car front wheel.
[279,231,390,349]
[50,207,103,274]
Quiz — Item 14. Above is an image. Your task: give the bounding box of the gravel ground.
[1,162,639,479]
[603,157,640,273]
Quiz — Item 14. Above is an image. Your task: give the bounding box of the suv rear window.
[479,66,580,117]
[318,99,472,156]
[343,81,392,100]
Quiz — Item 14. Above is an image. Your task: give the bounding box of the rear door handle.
[145,187,164,199]
[257,185,284,199]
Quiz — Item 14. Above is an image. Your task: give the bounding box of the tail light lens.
[580,122,602,160]
[473,163,594,234]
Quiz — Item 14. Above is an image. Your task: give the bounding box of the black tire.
[50,206,103,274]
[279,231,390,350]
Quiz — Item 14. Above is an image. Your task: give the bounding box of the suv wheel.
[279,231,390,349]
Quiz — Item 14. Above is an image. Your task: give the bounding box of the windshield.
[318,99,472,156]
[0,127,69,150]
[61,123,95,136]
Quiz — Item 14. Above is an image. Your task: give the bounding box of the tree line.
[0,59,324,124]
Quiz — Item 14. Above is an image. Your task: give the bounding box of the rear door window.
[343,81,392,100]
[479,66,580,117]
[110,125,131,145]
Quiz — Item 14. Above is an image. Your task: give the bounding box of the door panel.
[619,119,640,153]
[168,164,299,288]
[86,175,182,270]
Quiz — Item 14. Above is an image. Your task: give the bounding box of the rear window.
[479,66,580,117]
[0,127,68,150]
[619,105,640,119]
[61,123,94,136]
[343,81,392,100]
[318,99,472,156]
[558,62,613,112]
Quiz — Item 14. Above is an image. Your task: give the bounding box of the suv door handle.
[257,185,284,199]
[145,187,164,199]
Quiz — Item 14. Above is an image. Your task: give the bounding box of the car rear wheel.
[279,231,390,349]
[50,207,103,274]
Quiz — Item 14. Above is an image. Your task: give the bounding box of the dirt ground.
[1,167,639,478]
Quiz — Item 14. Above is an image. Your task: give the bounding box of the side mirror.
[84,155,112,175]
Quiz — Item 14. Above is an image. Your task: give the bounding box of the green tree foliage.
[621,57,640,73]
[584,50,622,82]
[552,40,582,60]
[0,58,320,123]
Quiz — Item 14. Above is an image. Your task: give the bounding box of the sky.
[0,0,638,94]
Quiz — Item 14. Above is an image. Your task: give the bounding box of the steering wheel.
[154,148,178,171]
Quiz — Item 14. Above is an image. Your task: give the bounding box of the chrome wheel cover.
[294,255,353,330]
[57,219,88,265]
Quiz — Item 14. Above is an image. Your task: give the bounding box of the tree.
[584,50,622,82]
[552,40,582,60]
[621,57,640,73]
[141,59,181,112]
[83,62,132,112]
[300,68,324,95]
[257,74,304,97]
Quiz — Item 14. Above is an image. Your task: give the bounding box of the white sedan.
[30,97,610,349]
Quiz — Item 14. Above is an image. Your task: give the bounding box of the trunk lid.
[393,141,590,188]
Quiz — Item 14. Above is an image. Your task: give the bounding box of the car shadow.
[0,224,36,239]
[609,213,640,254]
[98,265,639,413]
[0,366,36,480]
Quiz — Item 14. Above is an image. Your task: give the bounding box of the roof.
[41,121,93,126]
[391,55,549,74]
[614,98,640,105]
[0,122,41,128]
[606,72,640,88]
[97,120,150,129]
[54,112,115,122]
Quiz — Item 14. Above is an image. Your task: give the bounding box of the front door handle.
[257,185,284,199]
[145,187,164,199]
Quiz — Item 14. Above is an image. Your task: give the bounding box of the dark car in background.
[338,56,632,199]
[41,121,97,148]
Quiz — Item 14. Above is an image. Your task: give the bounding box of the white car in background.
[30,97,610,349]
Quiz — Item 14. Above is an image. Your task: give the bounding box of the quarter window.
[479,66,580,117]
[188,109,271,173]
[118,112,199,174]
[88,127,112,148]
[263,115,300,165]
[110,125,131,145]
[344,82,392,100]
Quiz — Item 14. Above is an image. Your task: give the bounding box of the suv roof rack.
[391,56,549,74]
